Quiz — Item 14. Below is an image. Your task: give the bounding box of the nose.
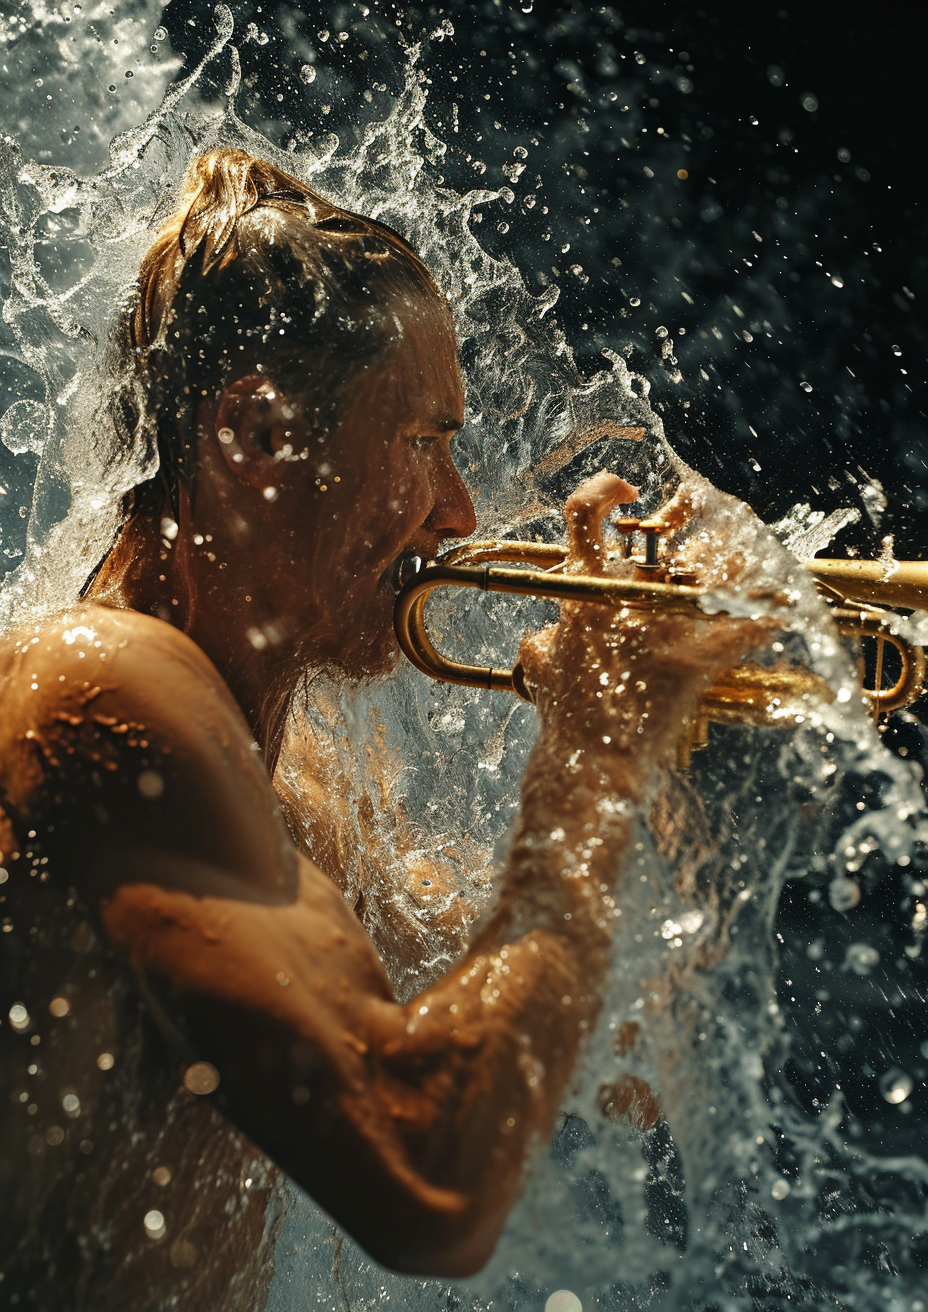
[426,443,477,541]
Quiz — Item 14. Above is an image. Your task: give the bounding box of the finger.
[643,483,695,535]
[565,471,639,573]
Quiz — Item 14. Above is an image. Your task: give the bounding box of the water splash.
[1,8,927,1312]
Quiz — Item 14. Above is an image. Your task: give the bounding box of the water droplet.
[830,274,844,288]
[546,1293,583,1312]
[771,1178,791,1200]
[634,51,646,65]
[801,93,819,113]
[9,1003,30,1032]
[184,1061,220,1095]
[49,996,70,1018]
[299,64,316,84]
[655,325,669,339]
[152,1165,172,1186]
[124,70,133,78]
[767,64,786,86]
[829,877,861,911]
[144,1209,166,1239]
[845,941,880,975]
[800,381,813,393]
[137,770,164,800]
[879,1068,913,1104]
[62,1093,81,1116]
[108,84,116,93]
[97,1052,114,1070]
[153,26,167,40]
[629,297,641,307]
[318,28,330,41]
[892,344,902,356]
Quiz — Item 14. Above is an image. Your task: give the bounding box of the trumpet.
[394,519,928,765]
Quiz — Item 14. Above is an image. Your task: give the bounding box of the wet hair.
[119,148,445,516]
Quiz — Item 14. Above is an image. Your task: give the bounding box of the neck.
[87,509,298,773]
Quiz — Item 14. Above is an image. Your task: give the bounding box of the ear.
[213,376,302,487]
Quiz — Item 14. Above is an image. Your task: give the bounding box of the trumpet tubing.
[394,536,928,760]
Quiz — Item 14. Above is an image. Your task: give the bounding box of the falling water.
[2,5,927,1310]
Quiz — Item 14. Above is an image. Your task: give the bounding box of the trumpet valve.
[638,521,662,570]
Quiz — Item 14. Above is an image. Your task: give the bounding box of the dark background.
[159,0,928,553]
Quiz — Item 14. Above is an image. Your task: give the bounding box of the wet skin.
[0,296,758,1289]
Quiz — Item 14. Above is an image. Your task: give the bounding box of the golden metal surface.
[394,532,928,762]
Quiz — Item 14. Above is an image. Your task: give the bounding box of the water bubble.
[879,1068,913,1104]
[546,1293,583,1312]
[49,996,70,1018]
[629,297,641,307]
[634,51,646,65]
[801,93,819,113]
[153,26,167,40]
[318,29,330,41]
[513,145,529,160]
[62,1093,81,1116]
[108,85,116,93]
[256,31,270,46]
[0,869,7,884]
[767,64,786,87]
[800,381,813,393]
[97,1052,114,1070]
[771,1178,791,1200]
[892,344,902,356]
[124,70,133,79]
[144,1209,166,1240]
[837,146,851,163]
[830,274,844,288]
[46,1126,65,1146]
[1,400,47,457]
[299,65,317,84]
[655,325,669,339]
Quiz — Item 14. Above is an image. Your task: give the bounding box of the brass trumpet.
[394,520,928,764]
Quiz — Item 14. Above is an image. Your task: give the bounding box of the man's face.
[292,298,475,675]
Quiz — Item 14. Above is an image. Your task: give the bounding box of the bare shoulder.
[0,604,293,894]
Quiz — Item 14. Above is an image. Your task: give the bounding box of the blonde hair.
[117,148,444,514]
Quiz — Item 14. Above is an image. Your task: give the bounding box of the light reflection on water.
[1,4,928,1310]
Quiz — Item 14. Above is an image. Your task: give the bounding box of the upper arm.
[1,609,496,1271]
[2,607,294,897]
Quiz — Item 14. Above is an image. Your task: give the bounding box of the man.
[0,149,756,1310]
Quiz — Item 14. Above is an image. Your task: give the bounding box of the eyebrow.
[437,416,463,433]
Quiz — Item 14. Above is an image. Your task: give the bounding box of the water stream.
[2,5,927,1310]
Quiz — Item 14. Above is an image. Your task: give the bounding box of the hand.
[515,472,768,774]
